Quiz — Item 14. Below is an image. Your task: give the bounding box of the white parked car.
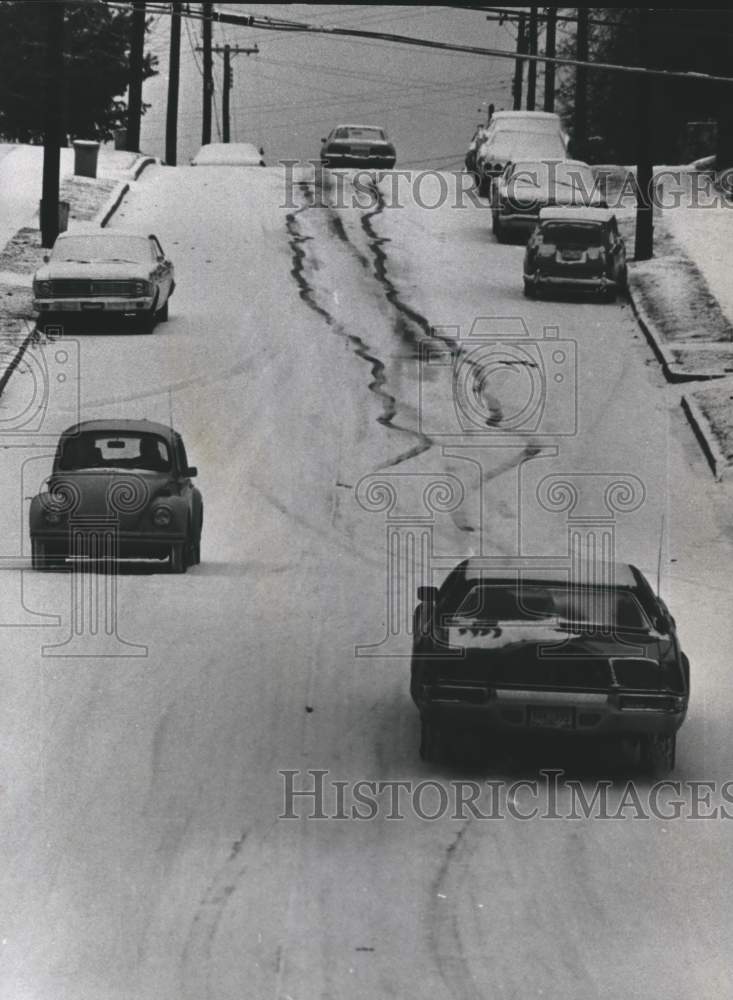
[493,159,605,241]
[476,111,567,196]
[33,228,175,334]
[191,142,265,166]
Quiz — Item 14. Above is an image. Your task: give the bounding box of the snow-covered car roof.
[59,419,178,441]
[490,110,562,122]
[191,142,264,166]
[538,206,617,224]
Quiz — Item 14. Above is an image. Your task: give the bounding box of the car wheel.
[603,286,617,303]
[639,732,676,776]
[523,279,537,299]
[31,538,45,570]
[494,216,506,243]
[140,296,158,334]
[419,717,443,763]
[169,542,187,574]
[157,297,169,322]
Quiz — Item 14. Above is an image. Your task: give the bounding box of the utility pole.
[526,6,538,111]
[512,12,526,111]
[202,1,213,144]
[197,42,259,143]
[544,7,557,112]
[165,0,182,165]
[574,6,588,160]
[635,8,654,260]
[41,0,64,248]
[127,0,146,152]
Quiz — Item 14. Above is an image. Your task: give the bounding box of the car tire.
[157,297,169,322]
[140,296,158,334]
[523,279,537,299]
[603,286,617,303]
[494,216,506,243]
[32,539,65,570]
[169,542,187,574]
[419,717,442,763]
[639,732,676,776]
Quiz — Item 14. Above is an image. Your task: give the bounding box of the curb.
[96,155,157,227]
[626,271,701,383]
[680,393,729,481]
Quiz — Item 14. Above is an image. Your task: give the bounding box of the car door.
[149,235,172,302]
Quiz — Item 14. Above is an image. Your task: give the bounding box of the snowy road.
[1,164,732,999]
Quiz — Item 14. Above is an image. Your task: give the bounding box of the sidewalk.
[599,164,733,479]
[0,144,155,339]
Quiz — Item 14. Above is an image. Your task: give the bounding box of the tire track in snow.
[285,179,432,465]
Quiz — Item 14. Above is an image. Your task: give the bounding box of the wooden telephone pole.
[41,0,65,248]
[127,0,146,152]
[544,7,557,112]
[196,42,259,142]
[165,0,182,164]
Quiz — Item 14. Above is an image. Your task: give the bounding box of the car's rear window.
[449,583,648,630]
[541,222,605,247]
[336,127,385,140]
[58,433,171,472]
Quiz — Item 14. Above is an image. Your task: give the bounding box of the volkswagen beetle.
[29,419,202,573]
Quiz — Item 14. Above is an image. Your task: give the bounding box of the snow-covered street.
[1,162,732,999]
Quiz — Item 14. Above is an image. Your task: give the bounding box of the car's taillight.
[619,695,684,712]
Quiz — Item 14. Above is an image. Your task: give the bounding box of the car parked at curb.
[523,206,628,300]
[32,228,175,333]
[410,560,688,774]
[320,123,396,169]
[29,419,203,574]
[191,142,266,166]
[475,110,567,196]
[492,159,604,242]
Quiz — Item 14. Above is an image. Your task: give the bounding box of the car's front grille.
[49,279,135,297]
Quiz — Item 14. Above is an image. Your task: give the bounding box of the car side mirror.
[43,254,50,263]
[417,585,438,603]
[186,466,198,478]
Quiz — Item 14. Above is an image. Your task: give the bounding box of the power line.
[95,2,733,85]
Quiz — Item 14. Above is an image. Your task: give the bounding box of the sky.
[138,4,573,169]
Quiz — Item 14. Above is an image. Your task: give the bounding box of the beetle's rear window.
[59,433,171,472]
[541,222,605,247]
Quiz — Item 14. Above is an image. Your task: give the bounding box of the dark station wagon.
[411,560,689,773]
[320,123,396,169]
[29,419,203,573]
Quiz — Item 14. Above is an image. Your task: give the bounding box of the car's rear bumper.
[526,271,618,291]
[34,296,156,313]
[322,154,396,169]
[418,687,686,737]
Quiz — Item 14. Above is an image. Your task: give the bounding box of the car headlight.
[43,509,62,524]
[35,280,52,297]
[152,505,172,527]
[134,280,151,296]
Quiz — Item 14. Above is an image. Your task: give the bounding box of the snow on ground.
[0,163,732,998]
[664,183,733,327]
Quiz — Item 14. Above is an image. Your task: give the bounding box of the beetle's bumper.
[31,529,186,558]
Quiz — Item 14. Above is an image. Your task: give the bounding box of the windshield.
[52,235,152,263]
[58,432,171,472]
[541,222,606,247]
[449,584,648,631]
[491,132,566,160]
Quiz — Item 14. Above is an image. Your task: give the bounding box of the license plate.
[528,707,574,729]
[81,302,104,310]
[561,250,583,261]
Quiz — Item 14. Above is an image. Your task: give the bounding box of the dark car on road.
[523,206,628,301]
[320,124,396,169]
[29,419,203,573]
[410,560,689,774]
